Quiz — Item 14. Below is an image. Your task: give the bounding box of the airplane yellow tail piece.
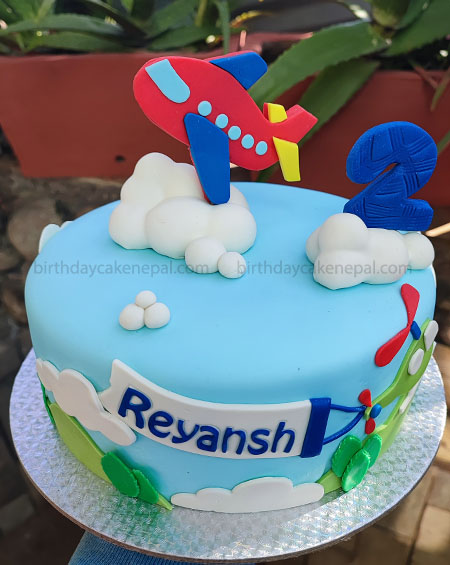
[266,103,301,182]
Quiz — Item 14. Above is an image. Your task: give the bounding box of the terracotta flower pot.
[275,70,450,207]
[0,32,267,179]
[0,51,223,179]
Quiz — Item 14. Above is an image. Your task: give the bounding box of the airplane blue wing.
[208,52,267,90]
[184,113,231,205]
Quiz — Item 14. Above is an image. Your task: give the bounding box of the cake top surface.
[26,181,435,406]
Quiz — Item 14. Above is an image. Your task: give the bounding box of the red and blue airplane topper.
[133,51,318,204]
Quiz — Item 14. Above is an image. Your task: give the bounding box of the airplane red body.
[133,54,317,172]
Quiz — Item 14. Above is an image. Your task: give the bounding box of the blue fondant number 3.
[343,122,437,231]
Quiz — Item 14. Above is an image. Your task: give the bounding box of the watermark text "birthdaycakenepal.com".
[32,259,408,279]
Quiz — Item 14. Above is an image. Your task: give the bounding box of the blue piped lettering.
[172,419,200,444]
[115,387,304,457]
[148,410,173,438]
[118,387,151,429]
[222,427,246,455]
[248,428,270,455]
[197,425,219,452]
[271,421,295,453]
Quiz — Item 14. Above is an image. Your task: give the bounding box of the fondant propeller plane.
[133,51,318,204]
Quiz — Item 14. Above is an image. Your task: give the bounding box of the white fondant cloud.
[36,359,135,446]
[306,213,434,290]
[109,153,256,277]
[171,477,324,513]
[38,221,72,253]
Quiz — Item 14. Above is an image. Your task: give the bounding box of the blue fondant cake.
[25,52,439,513]
[25,179,437,513]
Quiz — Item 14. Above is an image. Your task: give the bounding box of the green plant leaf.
[396,0,430,28]
[437,128,450,155]
[336,1,371,20]
[195,0,209,27]
[1,0,39,20]
[131,0,155,21]
[215,0,230,54]
[431,67,450,111]
[0,40,11,53]
[145,0,198,38]
[25,30,125,52]
[370,0,409,27]
[0,13,124,37]
[384,0,450,56]
[249,21,388,107]
[37,0,56,20]
[108,0,130,14]
[78,0,146,35]
[149,25,218,50]
[0,3,18,25]
[257,57,379,182]
[299,57,379,142]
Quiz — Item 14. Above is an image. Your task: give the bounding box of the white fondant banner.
[100,360,315,459]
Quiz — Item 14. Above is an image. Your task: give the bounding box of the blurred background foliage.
[0,0,449,161]
[248,0,450,178]
[0,0,252,53]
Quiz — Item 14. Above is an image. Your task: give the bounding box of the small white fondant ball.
[403,232,434,270]
[218,252,247,279]
[119,304,144,331]
[185,237,226,274]
[135,290,157,309]
[144,302,170,329]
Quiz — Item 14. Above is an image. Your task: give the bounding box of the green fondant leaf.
[133,470,173,510]
[41,383,55,426]
[317,468,342,494]
[49,403,110,483]
[133,470,159,504]
[101,452,139,497]
[363,434,383,468]
[157,494,174,511]
[332,435,362,478]
[341,449,370,492]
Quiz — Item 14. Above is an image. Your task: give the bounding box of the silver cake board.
[10,350,447,563]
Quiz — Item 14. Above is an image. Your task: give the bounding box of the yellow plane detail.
[273,137,301,182]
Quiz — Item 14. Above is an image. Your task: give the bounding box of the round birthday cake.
[25,52,439,513]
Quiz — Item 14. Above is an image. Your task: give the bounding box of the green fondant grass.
[40,383,55,426]
[49,403,110,483]
[101,452,139,497]
[317,468,341,493]
[133,469,159,503]
[133,470,172,510]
